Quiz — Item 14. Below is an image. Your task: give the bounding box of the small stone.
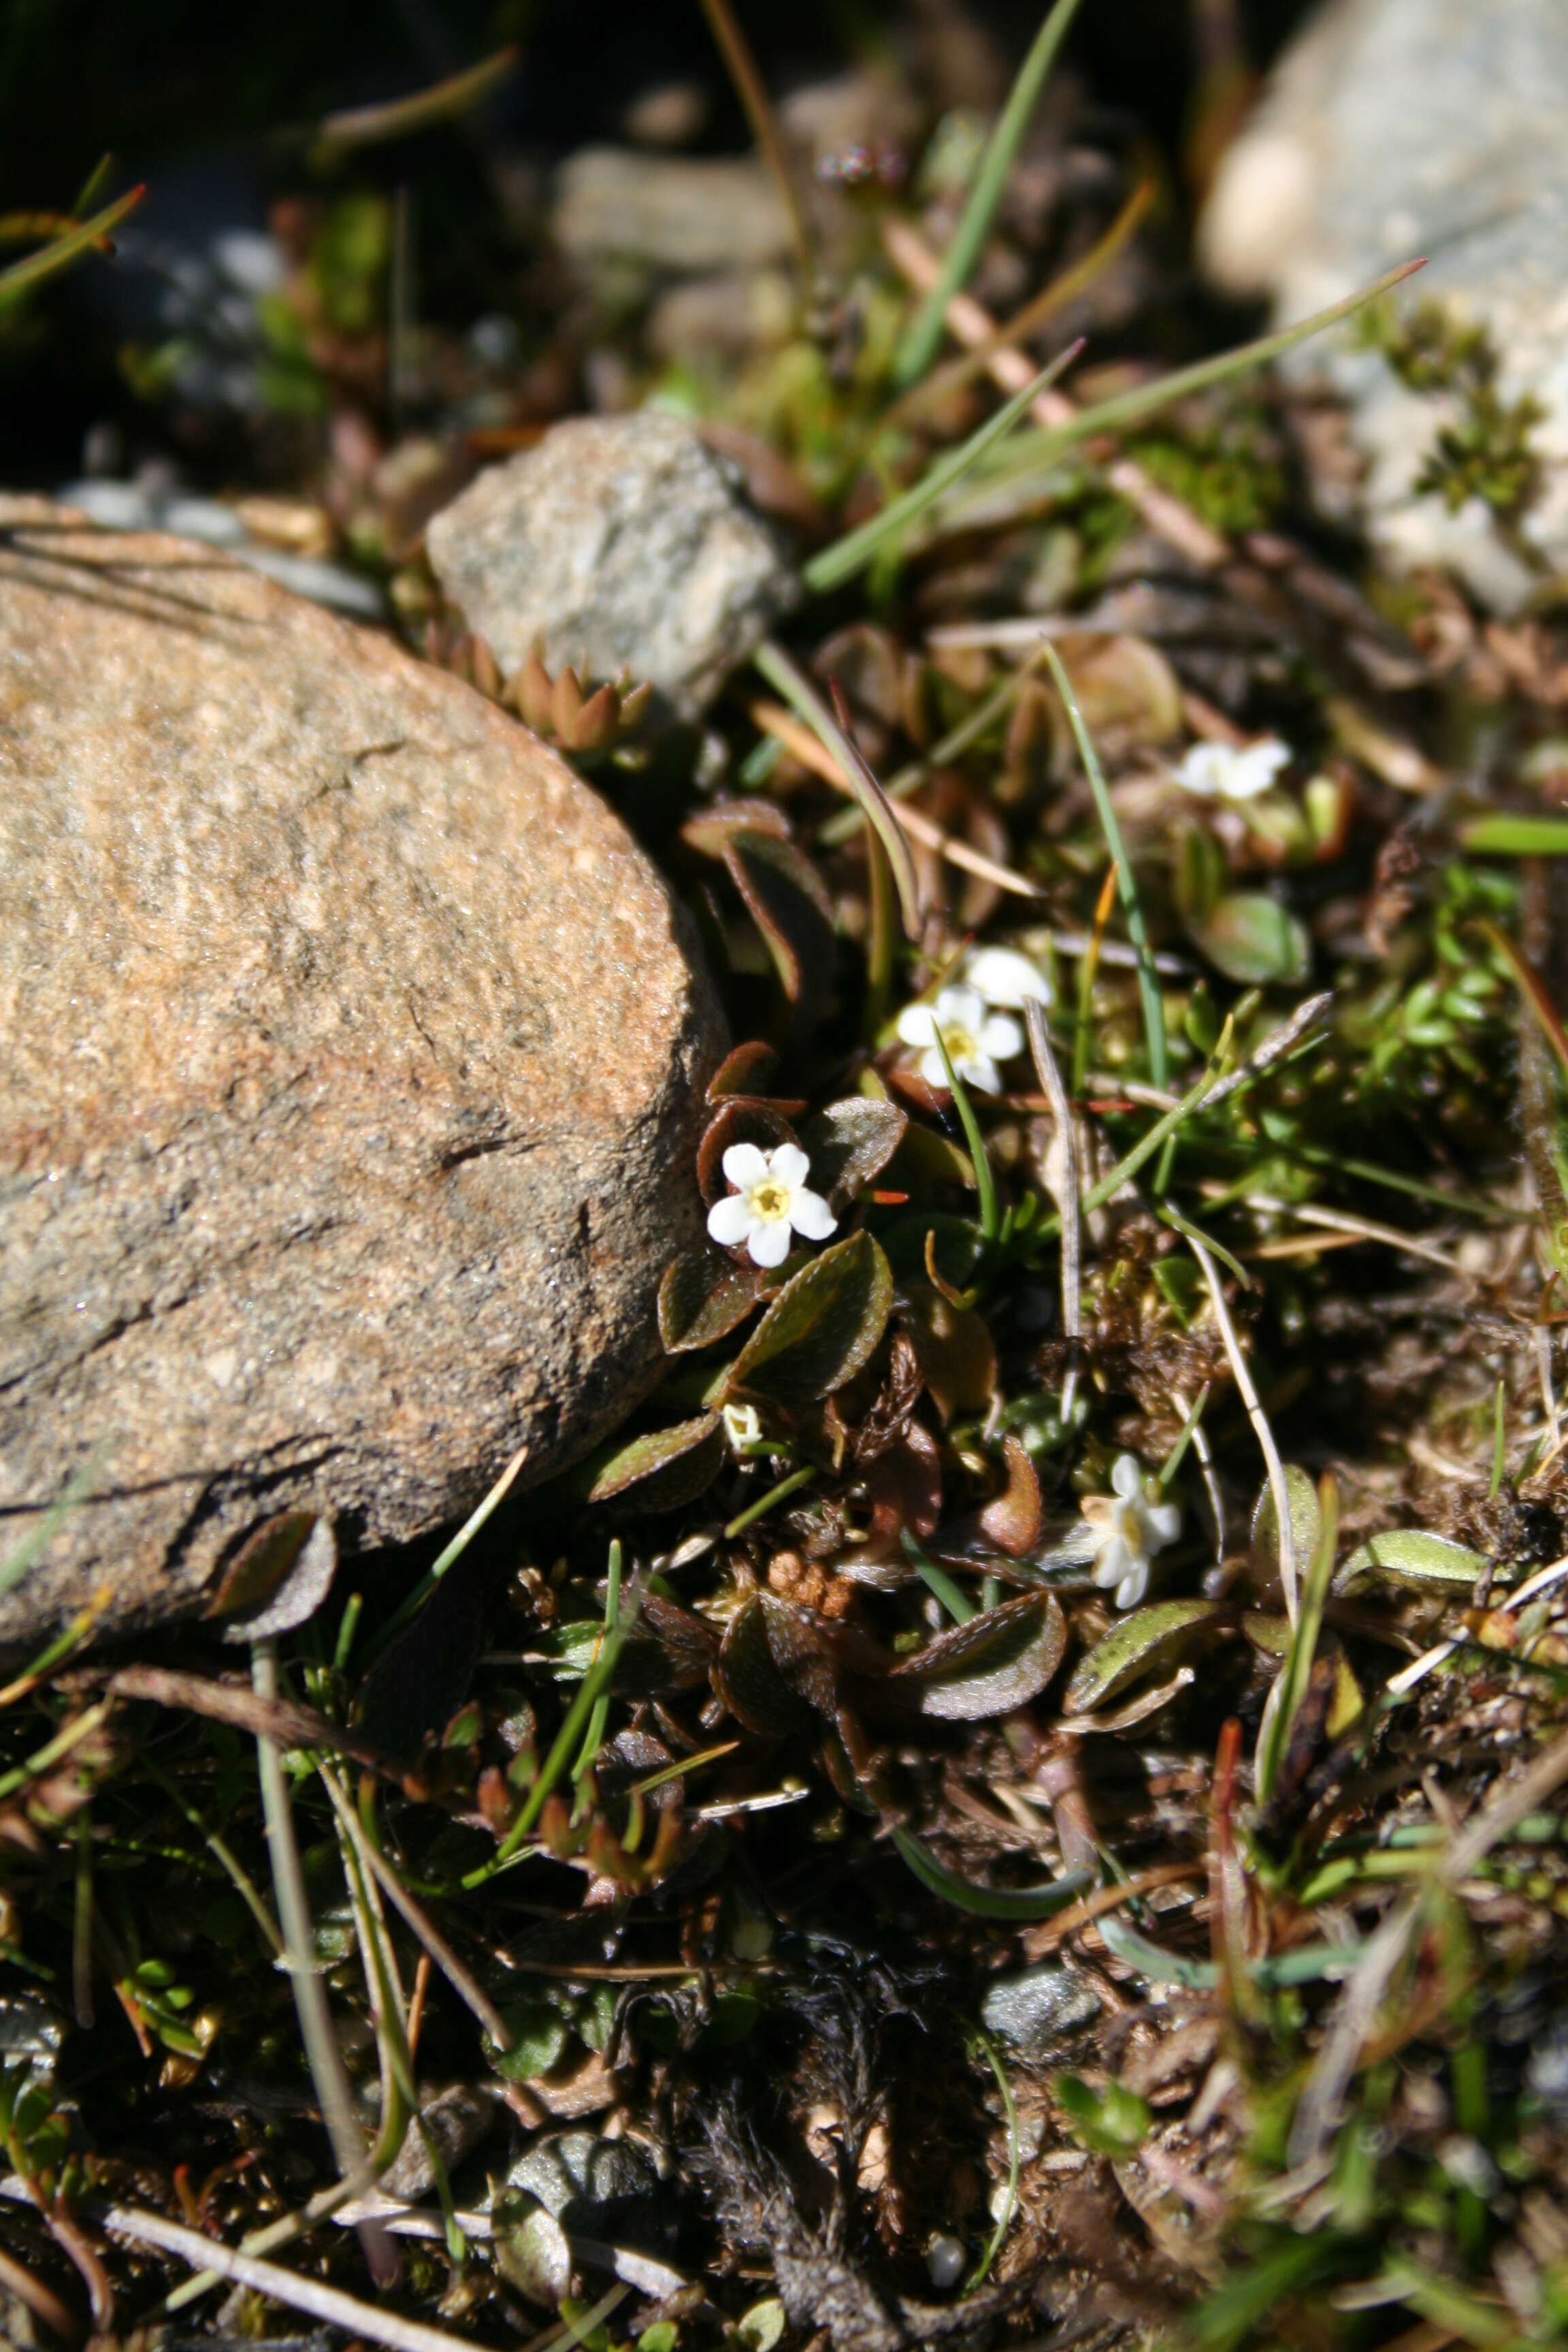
[979,1962,1101,2054]
[427,413,798,719]
[552,146,792,276]
[0,502,724,1651]
[1200,0,1568,608]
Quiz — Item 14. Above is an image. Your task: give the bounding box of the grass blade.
[751,638,922,937]
[694,0,813,287]
[1043,642,1167,1088]
[802,340,1081,593]
[0,184,144,306]
[891,0,1089,389]
[892,1825,1092,1918]
[957,257,1426,497]
[932,1022,1000,1242]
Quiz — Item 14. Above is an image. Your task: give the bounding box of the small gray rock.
[427,412,798,718]
[378,2084,500,2200]
[1200,0,1568,608]
[553,147,792,276]
[979,1962,1101,2055]
[0,500,724,1651]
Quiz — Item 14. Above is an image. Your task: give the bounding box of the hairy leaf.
[725,1231,893,1409]
[713,1597,816,1735]
[802,1096,909,1211]
[659,1243,760,1352]
[884,1590,1066,1719]
[1062,1600,1226,1714]
[1192,892,1311,986]
[722,829,836,1014]
[1335,1529,1496,1595]
[584,1414,726,1512]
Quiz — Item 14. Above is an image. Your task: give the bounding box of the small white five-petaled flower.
[962,944,1053,1011]
[896,984,1024,1096]
[1172,736,1291,802]
[1075,1454,1181,1612]
[707,1142,836,1270]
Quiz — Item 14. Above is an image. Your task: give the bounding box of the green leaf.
[1054,2071,1152,2157]
[1334,1529,1494,1595]
[883,1591,1066,1718]
[725,1230,893,1408]
[902,1281,996,1420]
[721,828,837,1015]
[1460,815,1568,856]
[1191,892,1311,985]
[1251,1466,1323,1583]
[802,1097,909,1211]
[736,2299,787,2352]
[892,1826,1092,1919]
[658,1243,760,1352]
[1062,1600,1226,1714]
[489,2001,570,2082]
[584,1414,726,1512]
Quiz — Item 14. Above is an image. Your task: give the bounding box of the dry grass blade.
[106,2206,488,2352]
[694,0,813,287]
[312,47,517,159]
[1026,998,1081,1419]
[0,2242,80,2345]
[751,696,1044,900]
[102,1665,404,1782]
[751,640,924,931]
[1186,1232,1298,1624]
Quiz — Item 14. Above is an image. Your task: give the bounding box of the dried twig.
[1026,998,1081,1420]
[1186,1232,1298,1624]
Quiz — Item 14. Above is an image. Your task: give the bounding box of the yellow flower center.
[938,1022,977,1063]
[750,1179,790,1222]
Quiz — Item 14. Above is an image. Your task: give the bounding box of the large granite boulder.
[0,500,724,1651]
[1200,0,1568,608]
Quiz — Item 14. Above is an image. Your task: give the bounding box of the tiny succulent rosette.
[896,983,1025,1096]
[1075,1454,1181,1611]
[707,1141,836,1270]
[1171,736,1291,802]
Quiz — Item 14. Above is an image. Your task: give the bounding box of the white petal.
[768,1141,811,1190]
[708,1193,754,1247]
[1173,743,1229,796]
[788,1187,837,1240]
[721,1141,769,1190]
[1111,1454,1143,1500]
[956,1052,1002,1094]
[1145,1500,1183,1550]
[897,1002,940,1047]
[933,985,985,1030]
[918,1046,951,1090]
[964,946,1051,1008]
[747,1215,791,1269]
[1228,738,1291,798]
[1115,1562,1149,1610]
[977,1013,1024,1061]
[1092,1535,1132,1590]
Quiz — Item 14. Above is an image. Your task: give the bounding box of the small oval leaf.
[708,1039,780,1102]
[723,829,837,1013]
[902,1281,996,1422]
[585,1414,726,1512]
[659,1243,761,1352]
[802,1097,909,1212]
[883,1590,1066,1719]
[725,1231,893,1409]
[1334,1529,1496,1595]
[697,1099,800,1205]
[1192,892,1311,985]
[210,1512,338,1642]
[713,1597,816,1735]
[1062,1600,1226,1714]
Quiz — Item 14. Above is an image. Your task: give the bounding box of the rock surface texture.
[0,500,724,1650]
[1200,0,1568,608]
[426,412,798,719]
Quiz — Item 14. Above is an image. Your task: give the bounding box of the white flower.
[895,984,1024,1095]
[706,1141,836,1271]
[1172,736,1291,802]
[962,944,1053,1011]
[1075,1454,1181,1611]
[722,1399,764,1452]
